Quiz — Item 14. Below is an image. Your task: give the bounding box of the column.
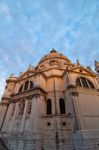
[71,91,81,130]
[20,99,28,132]
[37,94,46,131]
[40,94,46,116]
[30,95,37,132]
[34,94,41,132]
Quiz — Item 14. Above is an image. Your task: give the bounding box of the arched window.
[76,77,95,89]
[81,77,88,88]
[30,81,34,89]
[76,78,81,87]
[47,99,52,115]
[59,98,66,114]
[24,81,29,91]
[87,79,95,89]
[19,85,23,93]
[18,81,34,93]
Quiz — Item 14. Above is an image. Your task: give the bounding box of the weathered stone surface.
[0,50,99,150]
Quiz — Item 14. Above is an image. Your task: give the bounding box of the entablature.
[10,87,46,102]
[65,84,99,96]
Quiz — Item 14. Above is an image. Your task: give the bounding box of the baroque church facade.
[0,49,99,150]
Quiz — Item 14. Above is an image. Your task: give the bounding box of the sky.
[0,0,99,99]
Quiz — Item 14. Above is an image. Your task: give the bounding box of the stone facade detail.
[0,49,99,150]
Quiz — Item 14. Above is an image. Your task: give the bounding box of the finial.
[10,73,14,77]
[95,60,97,64]
[76,59,80,65]
[28,64,32,69]
[87,66,92,71]
[28,64,33,71]
[29,64,32,67]
[95,60,99,74]
[20,72,23,75]
[50,48,57,53]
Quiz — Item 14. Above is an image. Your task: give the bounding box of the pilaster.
[30,96,37,131]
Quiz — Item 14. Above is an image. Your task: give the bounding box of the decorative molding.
[2,97,10,100]
[0,102,9,106]
[10,87,46,101]
[67,85,77,90]
[71,92,79,97]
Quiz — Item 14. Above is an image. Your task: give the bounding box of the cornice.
[65,85,99,95]
[62,65,97,77]
[16,71,47,82]
[10,87,46,101]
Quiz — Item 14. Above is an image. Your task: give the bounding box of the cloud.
[0,76,6,100]
[0,0,99,99]
[0,3,12,21]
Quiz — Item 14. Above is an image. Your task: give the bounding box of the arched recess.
[47,99,52,115]
[59,98,66,114]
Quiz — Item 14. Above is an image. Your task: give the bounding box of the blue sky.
[0,0,99,98]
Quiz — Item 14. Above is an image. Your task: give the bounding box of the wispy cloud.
[0,76,6,100]
[0,3,12,21]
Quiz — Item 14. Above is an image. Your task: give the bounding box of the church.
[0,49,99,150]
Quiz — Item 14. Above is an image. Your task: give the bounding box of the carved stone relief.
[14,119,21,131]
[11,103,16,117]
[18,100,25,117]
[27,100,32,115]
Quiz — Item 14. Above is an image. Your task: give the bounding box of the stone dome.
[39,49,71,64]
